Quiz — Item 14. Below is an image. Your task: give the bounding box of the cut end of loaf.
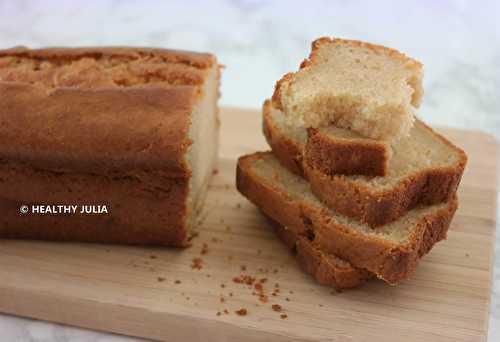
[185,63,220,240]
[272,37,423,140]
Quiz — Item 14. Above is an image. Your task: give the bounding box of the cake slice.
[0,47,220,246]
[267,217,373,289]
[272,37,423,140]
[263,102,467,227]
[236,152,458,284]
[264,99,391,176]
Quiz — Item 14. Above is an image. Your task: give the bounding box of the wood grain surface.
[0,107,497,342]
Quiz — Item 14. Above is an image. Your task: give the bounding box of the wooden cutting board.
[0,107,497,342]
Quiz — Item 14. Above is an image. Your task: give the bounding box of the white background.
[0,0,498,341]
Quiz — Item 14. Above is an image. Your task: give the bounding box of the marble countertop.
[0,0,498,341]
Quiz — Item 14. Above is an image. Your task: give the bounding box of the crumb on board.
[191,257,203,270]
[201,243,209,255]
[235,308,248,316]
[221,283,226,288]
[223,309,229,315]
[240,265,247,271]
[280,314,288,319]
[149,255,157,259]
[157,277,166,282]
[174,280,181,284]
[233,275,256,285]
[216,311,221,316]
[272,304,282,312]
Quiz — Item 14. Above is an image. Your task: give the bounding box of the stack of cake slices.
[237,38,467,289]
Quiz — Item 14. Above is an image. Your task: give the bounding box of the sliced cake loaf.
[263,101,467,227]
[272,37,423,140]
[0,47,220,246]
[236,152,458,284]
[267,217,373,289]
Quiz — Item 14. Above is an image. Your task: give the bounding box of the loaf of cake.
[0,47,220,246]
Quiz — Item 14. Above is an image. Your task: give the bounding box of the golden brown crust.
[267,217,373,289]
[271,73,293,111]
[263,101,467,227]
[0,159,190,246]
[236,152,458,284]
[309,37,423,70]
[262,100,304,176]
[0,83,197,175]
[0,46,215,69]
[305,127,389,176]
[306,158,464,227]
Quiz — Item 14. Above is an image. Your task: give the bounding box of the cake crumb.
[216,311,221,316]
[149,255,157,259]
[272,304,282,312]
[223,309,229,315]
[240,265,247,271]
[220,283,226,288]
[200,243,209,255]
[280,314,288,319]
[157,277,166,282]
[191,257,203,270]
[233,275,255,285]
[235,308,248,316]
[174,280,181,284]
[285,297,290,301]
